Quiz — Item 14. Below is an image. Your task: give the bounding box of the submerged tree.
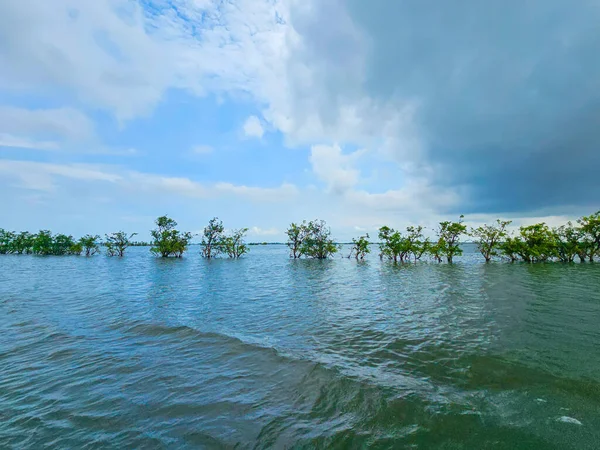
[150,215,192,258]
[0,229,15,254]
[300,220,339,259]
[436,216,467,263]
[32,230,53,255]
[378,226,403,262]
[106,232,137,257]
[286,221,309,258]
[219,228,249,258]
[350,234,370,259]
[52,234,78,256]
[201,217,225,259]
[79,235,100,256]
[471,219,511,262]
[552,222,581,263]
[515,223,556,263]
[427,239,444,263]
[379,226,429,263]
[578,211,600,261]
[498,235,521,262]
[406,226,430,262]
[12,232,34,254]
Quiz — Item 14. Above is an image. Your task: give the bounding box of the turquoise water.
[1,245,599,449]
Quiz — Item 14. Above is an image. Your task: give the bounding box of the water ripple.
[1,246,599,448]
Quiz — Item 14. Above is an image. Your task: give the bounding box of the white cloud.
[0,133,59,150]
[0,159,298,203]
[0,0,290,122]
[0,160,122,191]
[309,144,363,193]
[214,182,298,202]
[1,0,594,226]
[242,115,265,139]
[248,226,279,236]
[0,106,94,141]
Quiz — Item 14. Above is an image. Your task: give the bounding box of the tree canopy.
[150,215,192,258]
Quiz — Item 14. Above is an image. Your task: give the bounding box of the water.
[1,245,599,449]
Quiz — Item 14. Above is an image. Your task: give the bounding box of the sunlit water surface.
[1,245,599,449]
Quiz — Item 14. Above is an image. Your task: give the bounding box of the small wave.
[556,416,582,425]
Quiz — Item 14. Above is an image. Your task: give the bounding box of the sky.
[1,0,598,242]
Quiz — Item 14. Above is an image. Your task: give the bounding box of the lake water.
[1,245,599,449]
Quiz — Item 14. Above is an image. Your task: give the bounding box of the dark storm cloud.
[289,0,600,214]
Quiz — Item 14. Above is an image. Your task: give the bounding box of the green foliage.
[516,223,556,263]
[578,211,600,261]
[79,235,100,256]
[428,240,444,263]
[219,228,249,258]
[13,232,34,254]
[106,232,138,257]
[299,220,339,259]
[436,216,467,263]
[52,234,78,256]
[70,243,83,255]
[286,221,310,258]
[470,219,511,262]
[201,217,225,259]
[378,226,430,263]
[350,234,370,259]
[552,222,582,263]
[498,236,521,262]
[32,230,54,255]
[378,226,403,262]
[150,215,192,258]
[0,229,15,254]
[406,226,430,261]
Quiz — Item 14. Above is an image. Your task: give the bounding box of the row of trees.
[284,217,472,262]
[149,216,249,259]
[284,211,600,264]
[0,229,138,257]
[359,211,600,264]
[0,215,249,259]
[1,211,599,262]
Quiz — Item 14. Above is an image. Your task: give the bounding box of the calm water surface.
[1,245,599,449]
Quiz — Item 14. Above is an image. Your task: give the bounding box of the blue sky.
[0,0,598,241]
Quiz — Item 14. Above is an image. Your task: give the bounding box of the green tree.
[32,230,53,255]
[406,226,430,262]
[0,229,15,254]
[105,232,138,257]
[300,220,339,259]
[378,226,403,262]
[471,219,511,262]
[52,234,77,256]
[516,223,556,263]
[436,216,467,263]
[150,215,192,258]
[575,236,595,263]
[578,211,600,261]
[428,239,444,263]
[13,232,34,254]
[286,221,309,258]
[201,217,224,259]
[219,228,249,258]
[79,235,100,256]
[552,222,581,263]
[499,235,522,262]
[350,234,370,259]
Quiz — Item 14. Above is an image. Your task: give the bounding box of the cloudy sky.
[1,0,598,241]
